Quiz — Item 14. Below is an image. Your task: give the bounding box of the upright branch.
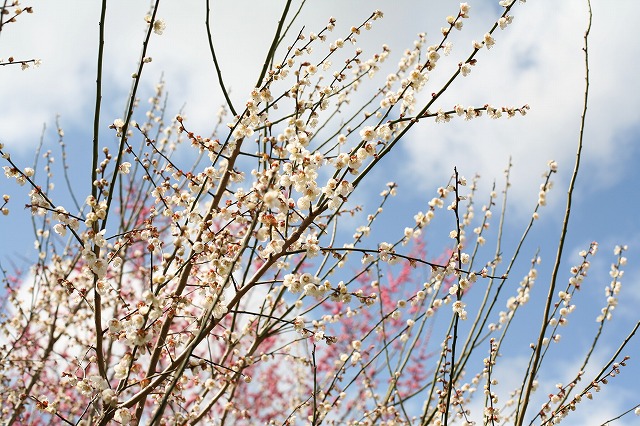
[515,1,592,424]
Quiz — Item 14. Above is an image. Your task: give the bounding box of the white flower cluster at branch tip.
[452,300,467,320]
[18,58,42,70]
[596,245,627,322]
[499,0,526,6]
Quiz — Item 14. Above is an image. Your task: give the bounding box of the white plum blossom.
[460,63,471,77]
[452,300,467,319]
[114,408,133,425]
[153,18,166,35]
[484,33,496,49]
[119,162,132,174]
[359,126,376,141]
[498,15,514,29]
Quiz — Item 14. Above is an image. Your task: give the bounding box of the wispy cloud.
[401,0,640,215]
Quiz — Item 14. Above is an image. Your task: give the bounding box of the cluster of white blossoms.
[499,0,526,7]
[301,232,321,257]
[597,244,626,322]
[545,245,598,337]
[7,2,636,425]
[527,160,558,221]
[81,245,108,279]
[442,3,471,36]
[3,163,31,186]
[105,291,163,347]
[435,104,530,123]
[283,272,330,298]
[1,193,9,215]
[51,206,80,236]
[452,300,468,319]
[499,265,535,326]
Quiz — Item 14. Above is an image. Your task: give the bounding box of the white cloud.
[2,1,637,184]
[0,1,458,150]
[401,0,640,217]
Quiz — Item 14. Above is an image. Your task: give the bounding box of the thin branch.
[516,1,592,423]
[205,0,237,116]
[255,0,292,88]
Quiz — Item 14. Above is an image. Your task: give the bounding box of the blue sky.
[1,1,639,424]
